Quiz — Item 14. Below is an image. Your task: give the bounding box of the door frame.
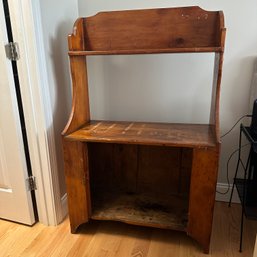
[7,0,65,225]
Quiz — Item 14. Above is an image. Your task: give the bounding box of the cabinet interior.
[88,142,192,230]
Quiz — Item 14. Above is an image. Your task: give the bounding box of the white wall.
[38,0,78,197]
[87,54,214,124]
[78,0,257,184]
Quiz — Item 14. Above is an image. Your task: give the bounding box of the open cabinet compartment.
[88,143,192,231]
[62,6,226,254]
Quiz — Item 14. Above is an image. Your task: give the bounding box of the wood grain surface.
[66,120,217,148]
[82,7,224,51]
[0,202,256,257]
[91,192,188,231]
[62,140,91,233]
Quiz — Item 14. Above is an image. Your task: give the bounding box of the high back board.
[68,6,225,53]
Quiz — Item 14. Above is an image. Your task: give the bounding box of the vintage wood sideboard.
[62,6,226,253]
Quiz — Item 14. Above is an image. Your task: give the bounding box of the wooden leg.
[187,147,219,254]
[62,139,91,233]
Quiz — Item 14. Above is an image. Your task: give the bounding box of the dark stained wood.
[88,143,114,192]
[62,140,91,232]
[91,192,188,231]
[112,144,138,193]
[137,146,181,196]
[88,143,190,197]
[87,143,191,239]
[88,143,138,193]
[82,7,224,51]
[187,146,220,254]
[62,6,226,254]
[179,148,193,194]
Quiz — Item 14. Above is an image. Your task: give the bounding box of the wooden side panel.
[209,51,225,142]
[209,24,225,141]
[83,7,223,51]
[62,56,90,135]
[62,139,90,233]
[209,53,220,129]
[187,146,220,254]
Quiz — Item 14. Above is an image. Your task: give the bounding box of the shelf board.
[91,191,188,231]
[68,47,223,56]
[65,120,217,148]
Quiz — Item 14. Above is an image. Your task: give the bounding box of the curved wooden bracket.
[68,18,85,51]
[62,55,90,135]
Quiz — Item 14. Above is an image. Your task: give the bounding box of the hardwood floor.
[0,202,257,257]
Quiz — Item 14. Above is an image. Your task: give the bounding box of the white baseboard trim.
[61,193,68,219]
[215,182,240,203]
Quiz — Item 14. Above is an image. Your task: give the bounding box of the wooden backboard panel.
[81,6,224,51]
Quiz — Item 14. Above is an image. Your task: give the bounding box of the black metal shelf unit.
[229,124,257,252]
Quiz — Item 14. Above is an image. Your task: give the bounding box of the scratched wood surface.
[66,120,217,148]
[91,192,188,231]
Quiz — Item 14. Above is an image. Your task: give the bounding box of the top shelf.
[68,47,223,56]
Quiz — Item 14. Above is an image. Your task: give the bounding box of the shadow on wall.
[49,20,73,197]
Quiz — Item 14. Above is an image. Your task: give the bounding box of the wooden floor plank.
[19,223,67,257]
[113,227,140,257]
[0,221,44,257]
[147,230,186,257]
[0,219,16,239]
[64,222,98,257]
[80,222,124,257]
[0,202,257,257]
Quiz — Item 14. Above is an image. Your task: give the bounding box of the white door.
[0,1,35,225]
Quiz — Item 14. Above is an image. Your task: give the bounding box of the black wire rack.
[229,124,257,252]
